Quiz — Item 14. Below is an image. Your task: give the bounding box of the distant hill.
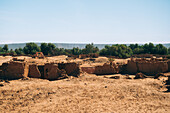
[0,43,170,50]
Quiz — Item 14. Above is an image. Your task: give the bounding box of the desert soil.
[0,74,170,113]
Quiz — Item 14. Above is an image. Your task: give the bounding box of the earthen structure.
[126,58,168,75]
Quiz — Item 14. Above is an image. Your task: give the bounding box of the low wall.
[81,67,95,74]
[81,62,119,75]
[126,59,169,75]
[58,62,80,77]
[28,64,41,78]
[0,61,29,79]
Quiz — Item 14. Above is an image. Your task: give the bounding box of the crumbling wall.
[28,64,41,78]
[126,58,169,75]
[94,63,118,75]
[44,63,60,80]
[0,61,29,79]
[81,66,95,74]
[126,60,138,74]
[137,61,168,75]
[58,62,80,77]
[38,65,44,78]
[81,62,119,75]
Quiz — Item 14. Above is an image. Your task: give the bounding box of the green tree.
[148,42,155,54]
[0,47,5,54]
[64,49,72,55]
[15,48,24,55]
[100,44,132,58]
[9,49,16,55]
[40,43,48,55]
[143,43,149,53]
[155,44,168,55]
[82,43,99,54]
[99,48,107,56]
[133,48,144,54]
[23,42,41,55]
[71,47,81,55]
[47,43,56,55]
[3,44,8,53]
[129,43,139,50]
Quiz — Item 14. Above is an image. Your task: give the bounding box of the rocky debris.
[0,79,10,87]
[21,77,30,80]
[166,76,170,85]
[104,75,120,79]
[154,73,166,79]
[109,76,120,79]
[165,85,170,92]
[125,75,133,79]
[0,83,4,87]
[104,74,135,79]
[164,76,170,92]
[134,73,147,79]
[5,80,10,83]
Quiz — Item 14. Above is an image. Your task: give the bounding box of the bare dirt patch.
[0,74,170,113]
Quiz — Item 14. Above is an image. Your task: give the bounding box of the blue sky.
[0,0,170,44]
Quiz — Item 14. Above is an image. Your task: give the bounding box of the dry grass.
[0,74,170,113]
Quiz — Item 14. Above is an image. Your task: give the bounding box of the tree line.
[0,42,170,58]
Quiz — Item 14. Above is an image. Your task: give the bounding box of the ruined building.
[0,59,80,80]
[0,56,170,80]
[81,62,119,75]
[125,58,169,75]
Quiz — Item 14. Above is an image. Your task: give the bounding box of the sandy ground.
[0,74,170,113]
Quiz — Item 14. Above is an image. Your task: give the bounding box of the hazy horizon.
[1,42,170,50]
[0,0,170,43]
[0,41,170,45]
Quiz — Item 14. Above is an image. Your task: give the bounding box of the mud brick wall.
[28,64,41,78]
[94,63,118,75]
[126,59,168,75]
[58,63,80,77]
[44,63,61,80]
[81,67,95,74]
[1,61,29,79]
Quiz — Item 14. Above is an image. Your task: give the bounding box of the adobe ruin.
[28,64,41,78]
[81,62,119,75]
[125,58,169,75]
[0,59,81,80]
[0,55,170,80]
[0,61,29,80]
